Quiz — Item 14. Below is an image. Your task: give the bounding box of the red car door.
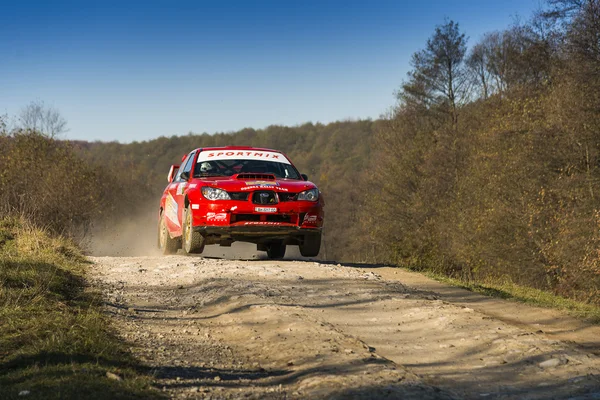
[164,151,195,237]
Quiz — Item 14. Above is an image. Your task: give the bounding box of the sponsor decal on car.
[176,182,187,195]
[197,150,291,164]
[165,193,180,227]
[240,185,289,191]
[245,180,278,187]
[255,207,277,213]
[207,212,228,222]
[303,214,318,224]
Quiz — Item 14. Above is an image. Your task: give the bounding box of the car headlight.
[201,187,231,200]
[297,188,319,201]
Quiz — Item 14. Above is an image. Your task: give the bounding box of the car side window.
[176,152,195,181]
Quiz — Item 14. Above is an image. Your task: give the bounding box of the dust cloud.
[87,211,162,257]
[87,209,307,260]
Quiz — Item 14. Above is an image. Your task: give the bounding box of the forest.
[2,0,600,304]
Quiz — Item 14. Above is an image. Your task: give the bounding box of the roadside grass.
[407,266,600,323]
[0,218,162,399]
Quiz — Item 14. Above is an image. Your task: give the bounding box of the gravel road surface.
[89,255,600,399]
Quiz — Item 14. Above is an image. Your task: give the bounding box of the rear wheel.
[183,205,205,254]
[266,242,286,259]
[299,233,321,257]
[159,213,180,255]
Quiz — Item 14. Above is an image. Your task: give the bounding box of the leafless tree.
[543,0,589,20]
[0,114,7,136]
[19,100,68,138]
[467,41,492,99]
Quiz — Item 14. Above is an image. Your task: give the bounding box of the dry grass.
[413,267,600,323]
[0,217,162,399]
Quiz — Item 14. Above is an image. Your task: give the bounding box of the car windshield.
[194,159,301,180]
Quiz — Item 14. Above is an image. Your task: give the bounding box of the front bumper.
[190,199,323,244]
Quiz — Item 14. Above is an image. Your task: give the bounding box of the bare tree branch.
[19,101,68,138]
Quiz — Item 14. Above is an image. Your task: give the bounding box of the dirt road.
[89,255,600,399]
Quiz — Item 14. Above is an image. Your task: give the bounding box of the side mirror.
[301,174,308,181]
[167,164,180,183]
[180,171,190,181]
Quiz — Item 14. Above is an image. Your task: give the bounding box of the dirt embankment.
[89,255,600,399]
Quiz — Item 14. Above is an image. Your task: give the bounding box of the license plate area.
[255,207,277,213]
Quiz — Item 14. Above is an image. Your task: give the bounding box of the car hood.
[192,175,317,193]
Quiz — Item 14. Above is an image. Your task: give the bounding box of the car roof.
[193,146,285,154]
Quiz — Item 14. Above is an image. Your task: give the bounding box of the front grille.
[232,214,292,224]
[252,191,278,205]
[266,215,292,223]
[229,192,249,201]
[232,214,261,222]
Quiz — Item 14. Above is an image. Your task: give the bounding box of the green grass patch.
[407,266,600,323]
[0,218,162,399]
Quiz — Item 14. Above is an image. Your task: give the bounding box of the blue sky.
[0,0,540,142]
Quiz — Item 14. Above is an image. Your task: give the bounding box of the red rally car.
[158,146,324,259]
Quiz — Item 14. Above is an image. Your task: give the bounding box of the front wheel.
[159,213,180,255]
[183,206,205,254]
[266,242,286,259]
[299,233,321,257]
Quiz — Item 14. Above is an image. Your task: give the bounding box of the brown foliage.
[0,130,144,243]
[366,2,600,304]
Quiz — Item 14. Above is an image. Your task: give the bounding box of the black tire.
[159,213,180,255]
[266,242,286,259]
[299,233,321,257]
[183,205,205,254]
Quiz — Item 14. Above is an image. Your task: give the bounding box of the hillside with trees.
[365,0,600,304]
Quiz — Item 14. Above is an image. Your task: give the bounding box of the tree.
[19,101,68,138]
[543,0,590,20]
[0,114,7,136]
[567,1,600,63]
[400,19,468,125]
[473,23,553,95]
[541,1,600,64]
[467,40,493,99]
